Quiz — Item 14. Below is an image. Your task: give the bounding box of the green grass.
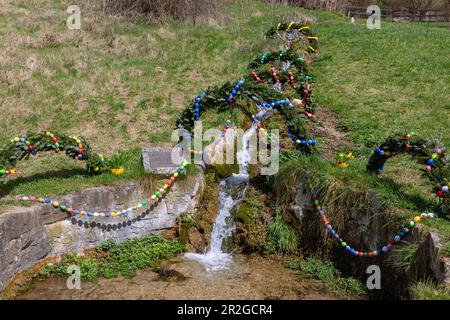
[441,241,450,257]
[286,257,366,297]
[314,20,450,154]
[409,279,450,300]
[41,235,185,281]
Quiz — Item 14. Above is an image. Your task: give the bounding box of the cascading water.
[184,125,256,272]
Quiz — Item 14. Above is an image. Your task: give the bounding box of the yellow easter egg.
[413,216,421,223]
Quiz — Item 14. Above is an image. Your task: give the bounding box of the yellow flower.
[337,162,349,168]
[111,167,124,175]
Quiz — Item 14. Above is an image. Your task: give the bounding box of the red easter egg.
[437,191,444,198]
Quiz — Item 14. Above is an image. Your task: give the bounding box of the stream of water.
[184,125,256,271]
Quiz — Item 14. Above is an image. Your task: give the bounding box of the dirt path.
[18,255,346,300]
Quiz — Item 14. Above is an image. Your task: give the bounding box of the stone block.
[142,147,183,175]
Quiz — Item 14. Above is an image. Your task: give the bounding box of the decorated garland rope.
[309,186,434,258]
[19,160,189,230]
[177,22,318,155]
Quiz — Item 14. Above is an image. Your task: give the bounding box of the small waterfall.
[184,125,256,271]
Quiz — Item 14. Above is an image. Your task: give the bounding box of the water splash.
[184,126,256,272]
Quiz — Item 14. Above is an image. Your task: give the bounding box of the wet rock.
[158,262,187,282]
[187,229,206,252]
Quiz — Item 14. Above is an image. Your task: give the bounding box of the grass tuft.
[409,279,450,300]
[263,209,298,255]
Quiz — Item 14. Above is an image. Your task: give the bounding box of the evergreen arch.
[0,131,105,181]
[367,132,449,217]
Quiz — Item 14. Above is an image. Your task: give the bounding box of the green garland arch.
[0,131,105,182]
[176,22,319,154]
[367,132,449,217]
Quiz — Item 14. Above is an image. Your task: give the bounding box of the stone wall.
[0,174,203,291]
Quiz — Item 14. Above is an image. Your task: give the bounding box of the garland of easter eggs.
[175,22,318,155]
[0,131,105,181]
[367,132,449,218]
[309,187,434,257]
[19,161,189,230]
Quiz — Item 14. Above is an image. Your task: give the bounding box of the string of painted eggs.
[20,160,189,219]
[309,187,434,257]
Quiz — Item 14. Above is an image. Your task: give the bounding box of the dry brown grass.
[86,0,226,25]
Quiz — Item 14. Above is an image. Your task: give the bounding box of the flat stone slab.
[142,147,183,175]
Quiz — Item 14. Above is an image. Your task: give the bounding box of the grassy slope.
[0,0,448,219]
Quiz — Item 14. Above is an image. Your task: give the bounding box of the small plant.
[409,279,450,300]
[108,151,128,175]
[263,209,298,255]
